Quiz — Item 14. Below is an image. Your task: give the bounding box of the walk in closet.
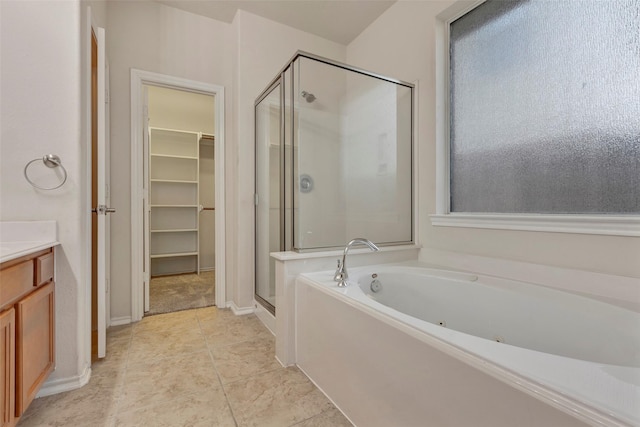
[146,85,216,280]
[149,127,201,276]
[144,85,216,315]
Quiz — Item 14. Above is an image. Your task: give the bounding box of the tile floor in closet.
[19,307,352,427]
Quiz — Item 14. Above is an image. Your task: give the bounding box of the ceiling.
[155,0,396,45]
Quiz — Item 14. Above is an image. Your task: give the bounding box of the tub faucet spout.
[335,238,379,287]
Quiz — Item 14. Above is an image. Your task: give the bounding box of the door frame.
[86,6,108,366]
[130,70,226,322]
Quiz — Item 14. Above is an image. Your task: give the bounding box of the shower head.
[301,91,316,103]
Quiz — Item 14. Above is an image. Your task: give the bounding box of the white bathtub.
[295,263,640,427]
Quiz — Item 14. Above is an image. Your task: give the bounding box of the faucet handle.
[333,259,343,282]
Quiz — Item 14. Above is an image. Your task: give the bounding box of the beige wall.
[106,1,346,318]
[346,1,640,283]
[147,85,216,134]
[0,0,107,387]
[229,10,346,309]
[106,1,234,321]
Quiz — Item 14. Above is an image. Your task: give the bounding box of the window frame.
[431,0,640,237]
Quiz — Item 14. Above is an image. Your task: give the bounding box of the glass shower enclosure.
[255,52,414,314]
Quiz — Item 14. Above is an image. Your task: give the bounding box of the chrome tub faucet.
[334,238,380,287]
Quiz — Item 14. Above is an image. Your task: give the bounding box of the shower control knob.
[299,174,313,193]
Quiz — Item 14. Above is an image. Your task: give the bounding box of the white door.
[143,87,151,313]
[95,25,109,358]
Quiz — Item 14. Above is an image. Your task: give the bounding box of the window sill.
[429,214,640,237]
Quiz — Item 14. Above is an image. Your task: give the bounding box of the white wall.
[230,10,346,309]
[0,0,94,388]
[347,2,640,283]
[342,73,412,244]
[106,1,233,321]
[106,1,346,318]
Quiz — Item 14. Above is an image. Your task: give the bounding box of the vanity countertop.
[0,221,59,263]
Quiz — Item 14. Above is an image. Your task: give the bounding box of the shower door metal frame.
[254,76,285,315]
[288,52,416,251]
[254,51,416,311]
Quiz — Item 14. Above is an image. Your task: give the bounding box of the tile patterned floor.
[18,307,352,427]
[148,271,215,315]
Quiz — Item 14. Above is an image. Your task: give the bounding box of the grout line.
[198,311,240,427]
[217,365,285,387]
[289,413,319,427]
[29,306,341,427]
[115,389,221,418]
[113,316,224,421]
[204,333,274,351]
[110,326,134,422]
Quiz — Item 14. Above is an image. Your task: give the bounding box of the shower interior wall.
[341,72,413,243]
[292,56,413,250]
[294,58,348,249]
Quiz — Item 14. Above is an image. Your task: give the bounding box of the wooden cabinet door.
[0,309,14,427]
[16,282,54,416]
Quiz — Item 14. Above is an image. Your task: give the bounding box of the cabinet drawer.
[35,253,53,287]
[0,263,33,310]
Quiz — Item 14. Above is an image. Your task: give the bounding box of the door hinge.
[254,194,259,206]
[105,278,110,293]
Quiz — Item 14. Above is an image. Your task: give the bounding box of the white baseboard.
[229,301,255,316]
[37,365,91,398]
[275,354,287,368]
[109,316,132,326]
[254,302,276,335]
[200,267,215,272]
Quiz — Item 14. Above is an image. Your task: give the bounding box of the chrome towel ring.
[24,154,68,190]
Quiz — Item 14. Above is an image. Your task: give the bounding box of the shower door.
[254,52,414,314]
[292,55,414,250]
[255,80,282,314]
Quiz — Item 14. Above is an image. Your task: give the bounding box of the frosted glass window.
[449,0,640,214]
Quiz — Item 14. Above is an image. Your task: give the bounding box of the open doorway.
[130,69,226,323]
[145,85,216,315]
